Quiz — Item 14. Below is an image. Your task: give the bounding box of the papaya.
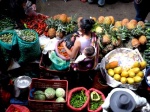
[105,61,118,69]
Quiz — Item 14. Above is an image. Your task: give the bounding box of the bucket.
[14,76,32,98]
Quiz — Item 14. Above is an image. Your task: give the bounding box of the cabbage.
[56,97,65,102]
[44,88,56,99]
[55,88,65,98]
[34,90,46,100]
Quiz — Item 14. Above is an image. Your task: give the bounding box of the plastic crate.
[28,78,68,111]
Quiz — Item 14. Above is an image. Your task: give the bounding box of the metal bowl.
[14,76,32,89]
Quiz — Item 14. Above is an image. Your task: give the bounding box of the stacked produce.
[106,60,147,84]
[19,30,36,42]
[45,14,77,39]
[143,22,150,66]
[0,33,13,43]
[91,16,148,59]
[21,14,48,35]
[0,15,15,32]
[67,87,89,111]
[33,87,66,102]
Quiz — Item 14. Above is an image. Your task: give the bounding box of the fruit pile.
[45,14,77,39]
[90,16,148,60]
[106,60,147,85]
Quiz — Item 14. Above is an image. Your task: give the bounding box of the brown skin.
[62,27,92,59]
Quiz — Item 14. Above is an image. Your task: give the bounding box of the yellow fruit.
[98,16,104,24]
[121,18,129,26]
[128,69,134,72]
[109,16,115,25]
[132,61,140,68]
[140,61,147,70]
[136,71,144,78]
[127,78,134,84]
[121,71,129,78]
[134,76,142,83]
[59,14,68,23]
[95,26,103,33]
[114,66,122,74]
[103,16,112,25]
[114,74,121,81]
[139,35,147,45]
[114,21,122,28]
[120,77,127,84]
[108,69,115,77]
[128,71,135,78]
[132,67,140,74]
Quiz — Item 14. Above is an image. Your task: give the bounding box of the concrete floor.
[36,0,150,21]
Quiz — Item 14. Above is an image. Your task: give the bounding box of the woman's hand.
[32,4,36,11]
[62,41,67,48]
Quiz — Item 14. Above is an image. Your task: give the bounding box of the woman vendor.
[62,18,97,59]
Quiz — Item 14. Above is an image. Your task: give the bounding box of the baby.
[74,45,96,63]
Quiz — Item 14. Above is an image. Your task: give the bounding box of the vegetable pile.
[0,33,13,43]
[33,87,66,102]
[57,42,71,59]
[0,15,15,32]
[90,91,104,110]
[19,30,36,42]
[70,90,87,108]
[21,14,48,35]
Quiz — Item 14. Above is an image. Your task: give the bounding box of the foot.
[98,0,105,7]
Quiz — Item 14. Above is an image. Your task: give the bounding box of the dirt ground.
[36,0,150,21]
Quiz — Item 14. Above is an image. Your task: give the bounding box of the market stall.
[1,13,150,112]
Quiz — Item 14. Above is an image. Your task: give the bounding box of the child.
[72,46,96,71]
[74,46,96,63]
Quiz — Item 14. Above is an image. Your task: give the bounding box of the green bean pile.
[0,33,13,43]
[20,30,36,42]
[90,96,104,110]
[70,90,87,108]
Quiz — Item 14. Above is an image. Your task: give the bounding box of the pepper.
[90,91,101,101]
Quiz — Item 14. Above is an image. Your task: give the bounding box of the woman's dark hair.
[79,18,95,34]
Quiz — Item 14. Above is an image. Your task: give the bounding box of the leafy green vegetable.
[70,90,87,108]
[90,95,104,110]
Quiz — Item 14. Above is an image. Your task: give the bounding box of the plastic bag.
[49,51,70,70]
[87,88,106,112]
[67,87,90,111]
[0,30,18,70]
[17,29,41,64]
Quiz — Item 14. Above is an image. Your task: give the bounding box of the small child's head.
[83,46,95,57]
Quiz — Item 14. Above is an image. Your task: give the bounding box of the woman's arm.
[63,40,80,59]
